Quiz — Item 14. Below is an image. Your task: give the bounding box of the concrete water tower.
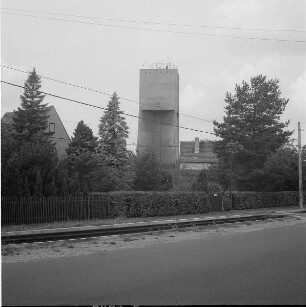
[137,62,179,167]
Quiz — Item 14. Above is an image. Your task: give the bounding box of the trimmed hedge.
[223,191,306,210]
[106,191,210,218]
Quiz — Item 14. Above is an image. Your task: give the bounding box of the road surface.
[2,222,306,305]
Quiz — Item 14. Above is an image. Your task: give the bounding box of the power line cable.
[1,80,217,136]
[3,121,304,148]
[3,7,306,33]
[1,122,218,147]
[1,122,71,141]
[1,65,214,123]
[2,11,305,43]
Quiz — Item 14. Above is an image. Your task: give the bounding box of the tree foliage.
[66,120,98,156]
[192,167,223,194]
[1,68,59,197]
[64,121,100,195]
[98,92,129,167]
[2,137,59,196]
[133,148,172,191]
[213,75,293,190]
[12,68,51,142]
[34,171,43,196]
[259,146,306,191]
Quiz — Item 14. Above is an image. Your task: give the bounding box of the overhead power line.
[2,11,305,43]
[1,80,217,136]
[3,7,306,33]
[2,122,217,147]
[1,64,213,123]
[1,122,71,141]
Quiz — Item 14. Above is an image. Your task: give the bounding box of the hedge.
[106,191,210,218]
[223,191,306,210]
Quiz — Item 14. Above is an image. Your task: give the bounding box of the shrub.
[107,191,209,218]
[133,148,172,191]
[223,191,306,210]
[170,169,199,191]
[222,192,232,211]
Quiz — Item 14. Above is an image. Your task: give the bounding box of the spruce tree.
[66,120,98,156]
[64,121,99,194]
[13,68,50,142]
[98,92,129,167]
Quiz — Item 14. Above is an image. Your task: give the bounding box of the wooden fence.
[1,195,111,226]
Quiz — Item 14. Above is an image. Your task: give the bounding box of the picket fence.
[1,195,111,225]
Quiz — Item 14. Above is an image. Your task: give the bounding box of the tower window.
[49,123,55,133]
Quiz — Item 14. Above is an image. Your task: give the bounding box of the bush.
[223,191,306,210]
[192,168,223,193]
[133,148,172,191]
[170,169,199,191]
[107,191,209,218]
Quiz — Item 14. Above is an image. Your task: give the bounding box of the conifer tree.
[64,121,99,194]
[213,75,293,190]
[60,170,69,196]
[13,68,50,142]
[33,171,43,196]
[66,120,98,156]
[98,92,129,167]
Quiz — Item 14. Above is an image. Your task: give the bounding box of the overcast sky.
[1,0,306,147]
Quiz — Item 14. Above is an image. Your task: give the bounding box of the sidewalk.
[2,206,303,237]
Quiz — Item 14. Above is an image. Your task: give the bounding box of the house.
[1,105,70,159]
[179,137,218,170]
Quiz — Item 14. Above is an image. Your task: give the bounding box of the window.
[49,123,55,133]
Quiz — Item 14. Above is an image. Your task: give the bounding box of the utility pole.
[228,140,236,207]
[298,122,303,210]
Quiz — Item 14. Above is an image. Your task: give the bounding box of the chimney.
[195,137,199,154]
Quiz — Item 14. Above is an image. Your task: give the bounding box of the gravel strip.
[2,215,305,264]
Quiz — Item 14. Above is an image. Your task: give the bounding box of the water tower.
[137,62,179,167]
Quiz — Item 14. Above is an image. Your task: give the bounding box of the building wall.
[1,106,70,160]
[179,138,218,170]
[47,106,70,159]
[180,162,214,170]
[137,68,179,166]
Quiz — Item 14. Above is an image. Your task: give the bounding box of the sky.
[1,0,306,148]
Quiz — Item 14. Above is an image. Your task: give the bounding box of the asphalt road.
[2,222,306,305]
